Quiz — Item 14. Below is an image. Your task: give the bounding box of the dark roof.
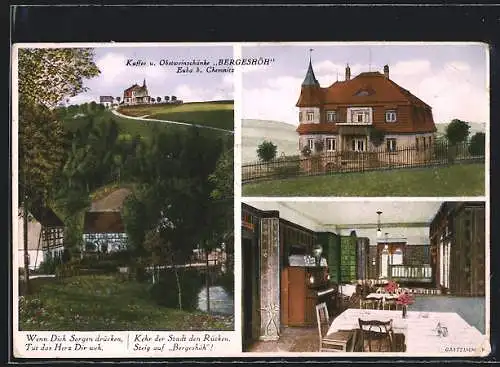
[100,96,114,103]
[83,211,125,233]
[302,60,320,87]
[90,188,132,211]
[30,207,64,227]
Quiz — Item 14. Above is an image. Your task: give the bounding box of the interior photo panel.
[240,200,489,356]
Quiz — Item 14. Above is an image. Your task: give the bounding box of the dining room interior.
[241,200,488,354]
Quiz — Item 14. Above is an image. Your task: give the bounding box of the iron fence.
[242,142,484,183]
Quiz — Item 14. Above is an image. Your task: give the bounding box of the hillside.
[242,119,298,163]
[118,101,234,131]
[63,101,234,140]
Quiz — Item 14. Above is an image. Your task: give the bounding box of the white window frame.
[345,107,372,125]
[307,111,314,122]
[326,137,336,152]
[326,110,336,122]
[307,138,314,150]
[386,138,397,152]
[351,138,366,152]
[385,110,397,122]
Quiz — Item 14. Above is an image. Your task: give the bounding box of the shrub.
[38,255,63,274]
[301,145,312,157]
[273,161,300,178]
[149,268,204,310]
[469,132,485,156]
[257,141,277,162]
[370,128,385,147]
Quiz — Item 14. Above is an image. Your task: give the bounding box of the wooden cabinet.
[282,266,330,326]
[429,201,485,296]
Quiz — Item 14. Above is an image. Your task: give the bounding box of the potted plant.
[396,292,415,318]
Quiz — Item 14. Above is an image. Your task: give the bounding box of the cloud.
[174,81,233,103]
[390,60,432,76]
[95,52,167,88]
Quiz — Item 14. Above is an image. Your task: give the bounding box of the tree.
[18,48,100,293]
[172,96,177,101]
[116,96,121,103]
[122,127,225,310]
[156,97,162,103]
[18,48,100,109]
[469,132,485,156]
[165,96,170,103]
[445,119,470,145]
[370,127,386,148]
[257,140,277,162]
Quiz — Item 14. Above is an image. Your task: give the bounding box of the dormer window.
[385,110,397,122]
[307,112,314,122]
[355,90,370,97]
[326,110,336,122]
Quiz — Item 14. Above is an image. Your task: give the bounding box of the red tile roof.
[296,67,436,134]
[297,71,431,107]
[83,211,125,233]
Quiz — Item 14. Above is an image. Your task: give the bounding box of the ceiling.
[244,200,444,228]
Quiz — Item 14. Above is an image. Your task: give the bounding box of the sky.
[241,43,489,125]
[66,45,234,105]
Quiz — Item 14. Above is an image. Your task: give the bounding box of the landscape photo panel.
[13,43,238,358]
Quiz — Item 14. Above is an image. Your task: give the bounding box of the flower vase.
[402,305,408,319]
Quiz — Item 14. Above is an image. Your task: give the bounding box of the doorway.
[242,235,260,350]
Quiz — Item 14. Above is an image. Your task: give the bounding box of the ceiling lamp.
[376,210,383,238]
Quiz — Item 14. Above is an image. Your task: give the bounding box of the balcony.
[389,264,433,283]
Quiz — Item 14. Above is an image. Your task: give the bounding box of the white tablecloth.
[328,308,487,355]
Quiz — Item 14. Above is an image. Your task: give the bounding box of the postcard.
[11,41,490,359]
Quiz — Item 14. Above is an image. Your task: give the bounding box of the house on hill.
[123,79,150,105]
[296,58,437,165]
[18,207,65,270]
[82,188,132,254]
[99,96,114,108]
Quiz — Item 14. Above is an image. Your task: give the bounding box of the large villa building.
[296,59,437,157]
[123,79,151,105]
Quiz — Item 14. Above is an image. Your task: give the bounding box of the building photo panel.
[241,43,488,197]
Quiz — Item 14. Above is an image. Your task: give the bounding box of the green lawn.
[242,163,485,197]
[118,101,234,131]
[19,275,233,331]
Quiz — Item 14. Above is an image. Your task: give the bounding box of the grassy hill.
[242,119,298,163]
[118,101,234,131]
[64,102,233,140]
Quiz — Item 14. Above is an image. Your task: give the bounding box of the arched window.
[392,248,403,265]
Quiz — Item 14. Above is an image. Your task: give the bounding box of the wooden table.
[328,308,487,355]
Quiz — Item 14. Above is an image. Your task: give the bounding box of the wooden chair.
[356,319,406,352]
[315,302,355,352]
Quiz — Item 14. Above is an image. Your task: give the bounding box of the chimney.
[345,64,351,81]
[383,65,389,79]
